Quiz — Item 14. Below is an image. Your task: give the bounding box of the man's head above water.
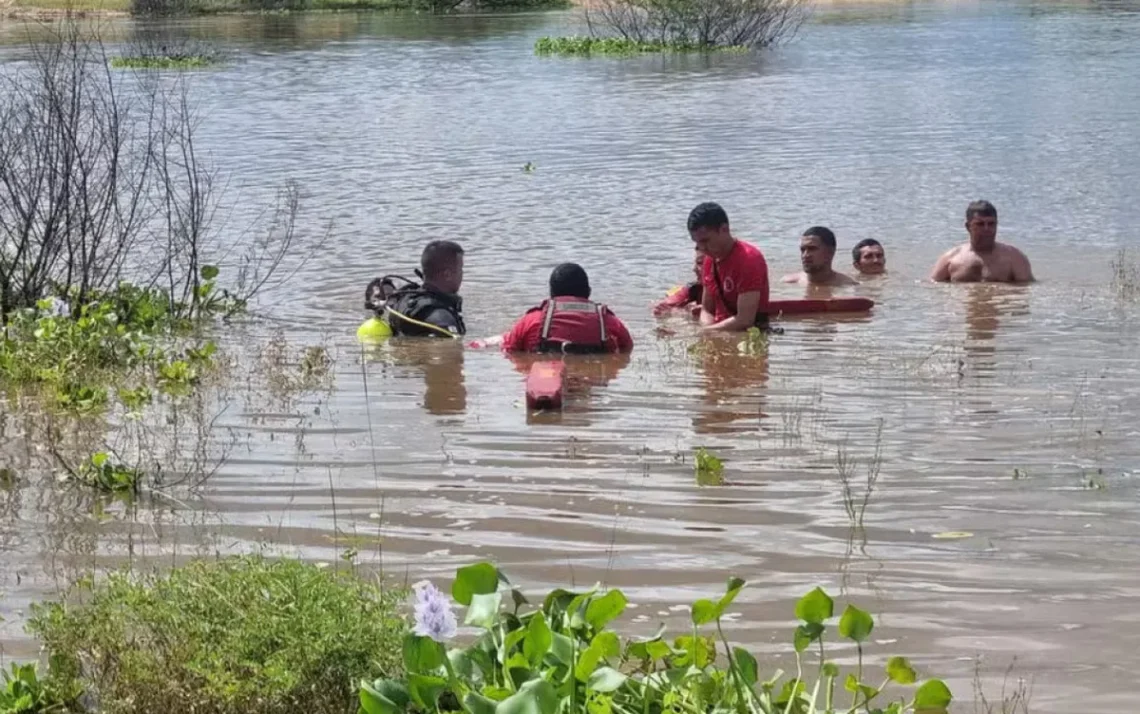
[800,226,837,275]
[687,202,735,259]
[965,200,998,253]
[852,238,886,275]
[421,240,464,294]
[550,262,592,300]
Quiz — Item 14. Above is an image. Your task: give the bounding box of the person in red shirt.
[687,202,770,332]
[501,263,634,354]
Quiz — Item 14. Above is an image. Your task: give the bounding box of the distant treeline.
[132,0,568,15]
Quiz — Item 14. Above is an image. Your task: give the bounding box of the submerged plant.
[360,562,953,714]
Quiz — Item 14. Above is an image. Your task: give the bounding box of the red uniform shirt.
[701,239,770,323]
[501,297,634,353]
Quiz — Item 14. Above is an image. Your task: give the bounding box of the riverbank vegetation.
[24,556,405,714]
[536,0,807,56]
[0,20,304,416]
[361,561,954,714]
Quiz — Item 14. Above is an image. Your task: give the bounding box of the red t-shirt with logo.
[701,239,770,323]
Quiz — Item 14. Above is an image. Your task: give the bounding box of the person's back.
[383,240,467,337]
[502,263,633,354]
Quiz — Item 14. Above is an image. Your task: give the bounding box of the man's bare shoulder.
[996,242,1030,259]
[943,243,971,260]
[781,272,805,284]
[832,272,859,286]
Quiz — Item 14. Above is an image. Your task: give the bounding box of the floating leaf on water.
[930,529,975,538]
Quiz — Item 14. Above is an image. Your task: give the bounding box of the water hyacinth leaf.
[496,678,560,714]
[838,604,874,643]
[646,640,672,660]
[454,563,500,606]
[822,662,840,678]
[504,628,529,660]
[690,598,719,626]
[466,591,503,629]
[844,674,859,693]
[733,647,758,686]
[588,667,627,693]
[511,588,530,611]
[360,679,409,714]
[886,656,917,684]
[586,590,628,630]
[403,633,445,673]
[795,587,834,625]
[913,680,953,709]
[465,692,499,714]
[793,623,823,653]
[719,577,745,610]
[524,613,552,666]
[200,265,219,281]
[550,632,574,665]
[594,631,621,658]
[448,648,477,679]
[407,673,448,710]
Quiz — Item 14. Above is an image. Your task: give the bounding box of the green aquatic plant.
[534,36,747,56]
[75,452,142,493]
[110,54,216,69]
[694,446,725,486]
[0,661,80,714]
[360,561,953,714]
[737,326,768,355]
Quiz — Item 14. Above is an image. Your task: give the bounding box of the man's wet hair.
[803,226,837,250]
[421,240,464,281]
[687,202,729,232]
[966,200,998,221]
[852,238,883,264]
[549,263,591,300]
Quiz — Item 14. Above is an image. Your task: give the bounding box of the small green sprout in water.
[522,162,536,173]
[694,446,724,485]
[361,562,954,714]
[0,468,17,489]
[534,36,747,56]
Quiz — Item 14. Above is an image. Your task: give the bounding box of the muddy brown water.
[3,2,1140,711]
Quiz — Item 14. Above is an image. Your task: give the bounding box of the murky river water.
[3,1,1140,710]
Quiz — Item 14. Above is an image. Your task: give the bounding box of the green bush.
[361,562,953,714]
[28,556,407,714]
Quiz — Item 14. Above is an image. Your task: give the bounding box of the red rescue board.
[764,297,874,316]
[526,361,565,410]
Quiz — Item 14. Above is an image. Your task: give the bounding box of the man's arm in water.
[702,291,763,333]
[929,247,957,282]
[698,286,718,327]
[1010,246,1036,283]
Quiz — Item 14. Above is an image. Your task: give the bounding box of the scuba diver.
[359,240,467,340]
[500,263,633,354]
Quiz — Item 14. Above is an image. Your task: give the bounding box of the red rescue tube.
[526,361,565,410]
[764,297,874,316]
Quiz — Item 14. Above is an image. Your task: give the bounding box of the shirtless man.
[782,226,859,287]
[930,201,1034,283]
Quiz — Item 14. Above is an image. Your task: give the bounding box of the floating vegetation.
[534,36,747,57]
[110,54,216,69]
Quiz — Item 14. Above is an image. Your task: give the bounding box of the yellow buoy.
[356,316,392,342]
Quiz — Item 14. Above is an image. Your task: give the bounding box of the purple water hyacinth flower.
[412,580,457,642]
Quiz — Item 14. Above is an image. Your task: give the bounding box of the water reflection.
[692,337,769,434]
[503,352,631,424]
[367,341,468,416]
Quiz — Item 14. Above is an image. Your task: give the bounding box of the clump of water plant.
[360,561,953,714]
[694,446,725,485]
[0,661,81,714]
[583,0,806,50]
[27,555,406,714]
[110,53,216,69]
[737,326,768,355]
[534,36,746,56]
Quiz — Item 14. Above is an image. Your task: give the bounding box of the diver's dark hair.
[421,240,464,281]
[549,263,591,300]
